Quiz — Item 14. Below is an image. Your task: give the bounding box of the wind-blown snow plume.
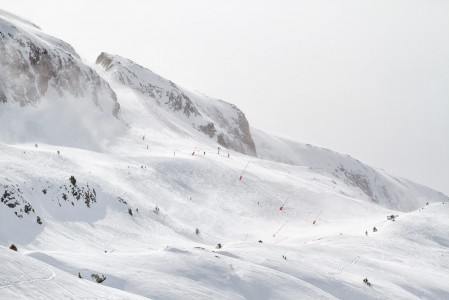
[0,10,125,150]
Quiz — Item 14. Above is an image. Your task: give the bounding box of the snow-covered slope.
[1,9,449,300]
[251,127,448,211]
[0,10,123,150]
[0,247,146,299]
[0,142,448,299]
[96,52,256,156]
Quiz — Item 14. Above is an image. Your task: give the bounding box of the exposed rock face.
[96,52,256,155]
[0,10,120,116]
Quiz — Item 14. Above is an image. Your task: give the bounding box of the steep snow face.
[0,11,125,150]
[0,10,119,113]
[251,127,449,211]
[96,52,256,156]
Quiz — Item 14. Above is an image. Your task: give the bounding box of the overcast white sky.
[1,0,448,195]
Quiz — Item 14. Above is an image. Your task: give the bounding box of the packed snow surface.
[1,9,448,300]
[1,134,448,299]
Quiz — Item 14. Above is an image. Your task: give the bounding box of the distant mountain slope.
[0,10,124,150]
[251,127,449,211]
[96,52,256,156]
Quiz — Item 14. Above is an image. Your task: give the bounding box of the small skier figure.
[218,147,221,154]
[373,227,377,232]
[363,278,371,286]
[365,230,368,236]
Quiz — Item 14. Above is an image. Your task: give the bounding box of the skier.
[373,227,377,232]
[218,146,221,154]
[228,153,230,158]
[363,278,371,286]
[365,230,368,236]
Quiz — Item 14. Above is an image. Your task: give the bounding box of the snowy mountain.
[251,127,448,211]
[96,52,256,156]
[1,9,449,300]
[0,10,123,150]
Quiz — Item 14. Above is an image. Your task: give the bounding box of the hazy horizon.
[1,0,448,196]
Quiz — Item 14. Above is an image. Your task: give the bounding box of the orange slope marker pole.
[239,162,250,181]
[273,221,288,237]
[313,209,323,224]
[279,196,291,212]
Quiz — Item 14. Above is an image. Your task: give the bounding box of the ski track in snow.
[327,256,361,277]
[0,267,55,289]
[1,10,449,298]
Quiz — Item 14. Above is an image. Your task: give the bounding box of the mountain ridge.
[96,52,257,156]
[1,9,448,300]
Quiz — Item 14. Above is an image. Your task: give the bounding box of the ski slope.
[1,8,448,299]
[1,136,448,299]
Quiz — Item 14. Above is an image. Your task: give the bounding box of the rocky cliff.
[96,52,256,155]
[0,10,119,116]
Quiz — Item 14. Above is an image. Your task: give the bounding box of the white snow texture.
[0,9,448,300]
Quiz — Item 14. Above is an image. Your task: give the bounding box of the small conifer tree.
[91,273,106,283]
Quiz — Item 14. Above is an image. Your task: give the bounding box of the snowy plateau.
[1,9,449,300]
